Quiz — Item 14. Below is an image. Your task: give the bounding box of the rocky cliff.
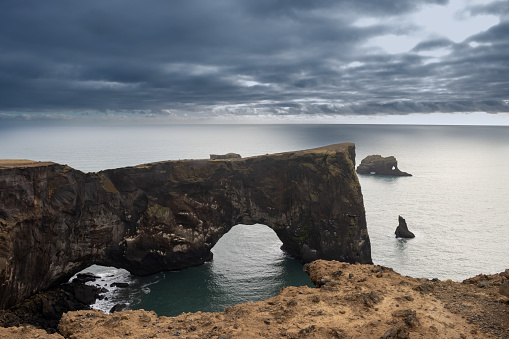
[0,143,371,309]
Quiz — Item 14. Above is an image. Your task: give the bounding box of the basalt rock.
[0,279,102,333]
[0,143,371,309]
[356,155,411,176]
[395,216,415,238]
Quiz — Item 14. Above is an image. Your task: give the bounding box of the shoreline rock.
[0,278,104,333]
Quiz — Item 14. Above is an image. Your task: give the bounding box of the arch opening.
[76,224,312,316]
[208,224,312,299]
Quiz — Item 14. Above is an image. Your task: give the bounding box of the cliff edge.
[3,261,506,338]
[0,143,371,309]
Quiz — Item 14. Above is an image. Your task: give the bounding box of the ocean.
[1,124,508,316]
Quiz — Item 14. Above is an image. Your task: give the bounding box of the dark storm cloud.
[241,0,448,17]
[0,0,508,121]
[469,1,509,16]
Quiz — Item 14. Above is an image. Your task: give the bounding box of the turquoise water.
[130,225,312,314]
[1,124,508,316]
[77,224,312,316]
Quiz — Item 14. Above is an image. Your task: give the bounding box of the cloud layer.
[1,0,508,121]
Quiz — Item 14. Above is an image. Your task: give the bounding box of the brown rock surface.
[0,325,62,338]
[2,260,506,338]
[501,283,509,298]
[0,143,371,309]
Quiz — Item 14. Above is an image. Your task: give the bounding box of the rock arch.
[356,155,411,176]
[0,143,371,308]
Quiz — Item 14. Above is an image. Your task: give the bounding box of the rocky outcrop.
[49,261,507,338]
[0,274,104,333]
[0,143,371,309]
[2,261,509,338]
[395,216,415,238]
[210,153,242,160]
[356,155,411,176]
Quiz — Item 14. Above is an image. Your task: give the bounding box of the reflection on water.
[395,238,409,251]
[357,174,409,185]
[392,238,412,272]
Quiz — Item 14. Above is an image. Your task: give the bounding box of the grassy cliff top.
[0,160,56,169]
[0,143,355,171]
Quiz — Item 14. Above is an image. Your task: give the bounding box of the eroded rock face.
[0,143,371,309]
[0,274,103,333]
[356,155,411,176]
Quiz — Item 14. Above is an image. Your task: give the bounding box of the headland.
[0,143,370,309]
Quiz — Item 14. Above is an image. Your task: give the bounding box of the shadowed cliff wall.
[0,143,371,309]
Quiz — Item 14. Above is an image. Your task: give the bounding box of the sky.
[1,0,508,125]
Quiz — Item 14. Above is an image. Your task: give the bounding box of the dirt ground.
[1,260,508,338]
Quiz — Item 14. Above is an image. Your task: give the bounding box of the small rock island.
[395,215,415,238]
[356,155,411,176]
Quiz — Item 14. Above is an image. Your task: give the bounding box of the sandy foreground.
[1,260,507,338]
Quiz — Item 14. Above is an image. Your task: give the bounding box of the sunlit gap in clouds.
[1,111,509,126]
[359,0,499,55]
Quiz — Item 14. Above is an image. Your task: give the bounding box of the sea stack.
[356,155,411,176]
[395,216,415,238]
